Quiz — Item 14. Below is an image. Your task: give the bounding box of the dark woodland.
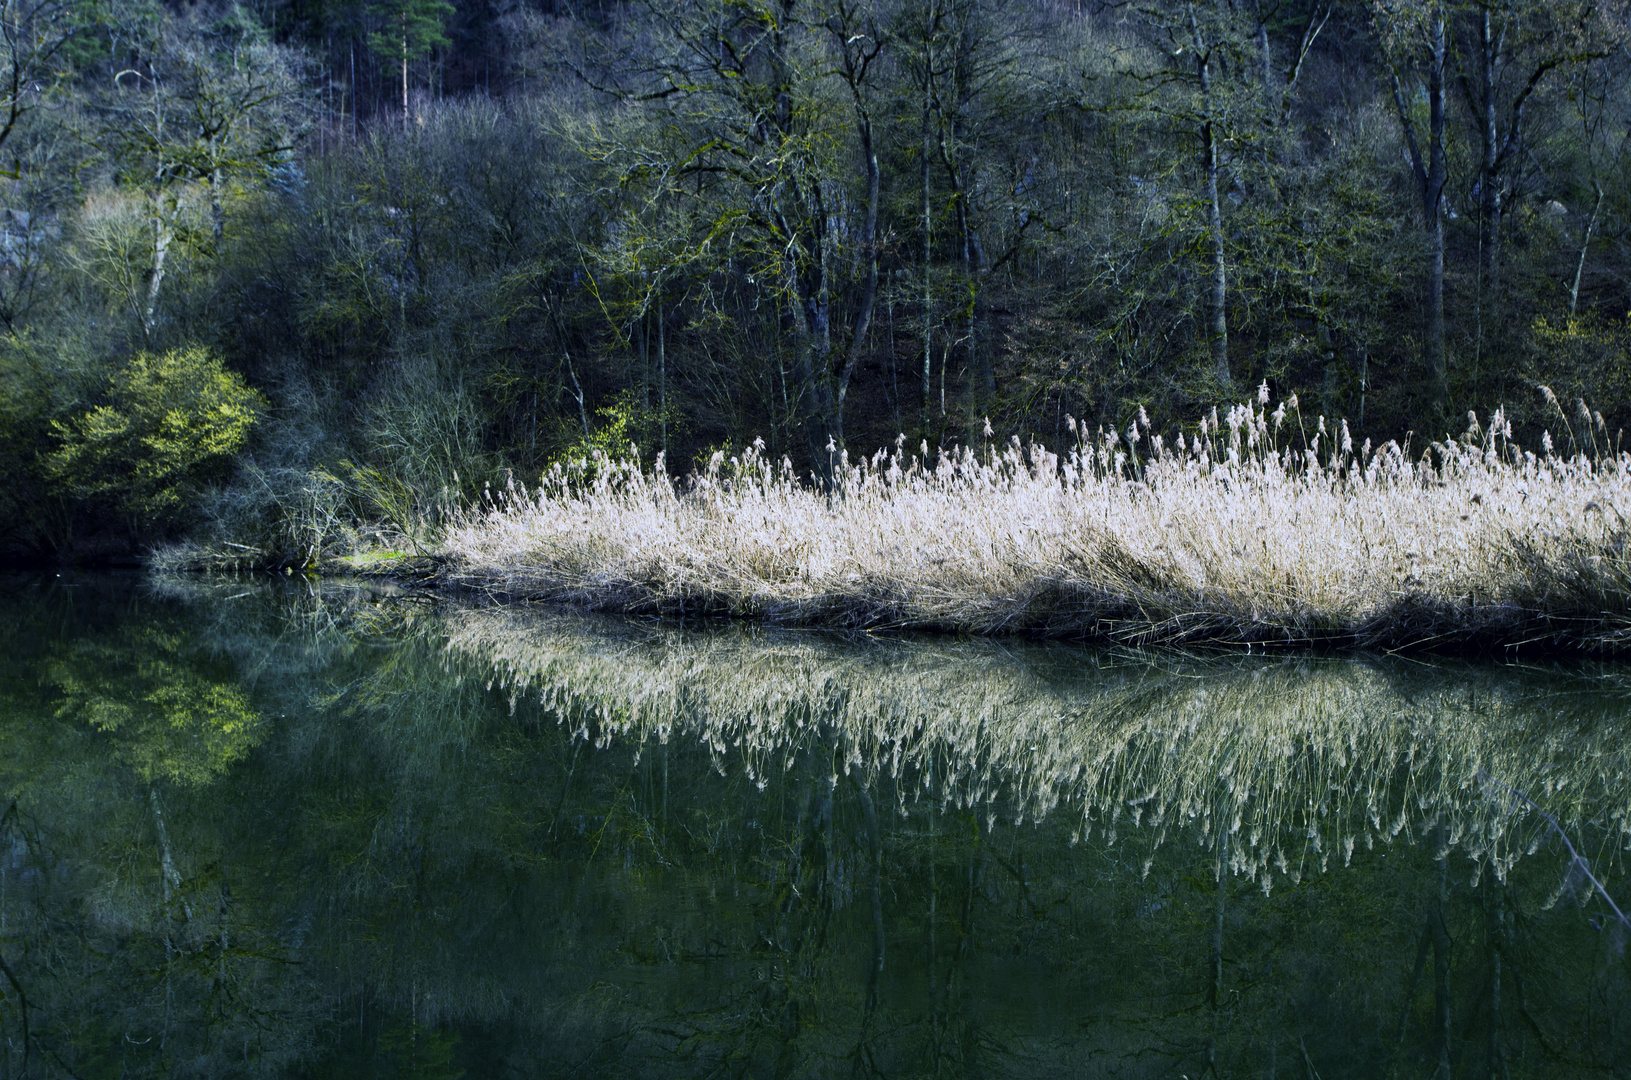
[2,0,1629,561]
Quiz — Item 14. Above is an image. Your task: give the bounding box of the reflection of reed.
[448,608,1631,893]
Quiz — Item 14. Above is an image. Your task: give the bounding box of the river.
[0,573,1626,1078]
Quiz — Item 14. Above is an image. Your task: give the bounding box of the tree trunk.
[832,26,882,448]
[1389,920,1432,1078]
[149,788,193,923]
[1476,9,1503,309]
[1428,205,1446,411]
[1192,5,1230,386]
[938,13,993,424]
[922,65,934,439]
[786,251,837,486]
[941,115,992,418]
[833,121,879,446]
[1256,4,1276,118]
[141,196,177,342]
[1391,4,1449,416]
[1569,185,1604,316]
[1203,126,1229,386]
[1207,833,1226,1076]
[1427,5,1447,414]
[1431,823,1453,1079]
[150,788,181,905]
[853,779,886,1013]
[1487,884,1507,1080]
[209,163,225,252]
[657,300,667,460]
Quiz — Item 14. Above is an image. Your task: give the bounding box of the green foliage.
[547,393,673,483]
[334,458,443,554]
[46,632,263,787]
[0,328,100,446]
[571,396,642,462]
[1527,314,1631,437]
[46,345,263,526]
[0,331,120,553]
[4,0,1631,563]
[367,0,454,66]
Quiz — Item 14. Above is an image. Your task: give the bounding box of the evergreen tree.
[367,0,453,115]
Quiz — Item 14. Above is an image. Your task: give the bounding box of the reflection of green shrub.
[48,634,263,787]
[47,345,263,526]
[377,1024,465,1080]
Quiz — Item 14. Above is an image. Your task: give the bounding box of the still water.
[0,574,1627,1078]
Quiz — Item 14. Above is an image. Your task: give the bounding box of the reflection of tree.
[0,585,311,1078]
[377,1022,465,1080]
[0,578,1628,1077]
[48,632,261,786]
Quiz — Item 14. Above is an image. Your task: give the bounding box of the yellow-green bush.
[546,392,678,485]
[47,345,263,526]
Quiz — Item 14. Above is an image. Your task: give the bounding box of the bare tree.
[96,5,308,339]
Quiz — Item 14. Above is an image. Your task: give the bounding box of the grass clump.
[440,389,1631,654]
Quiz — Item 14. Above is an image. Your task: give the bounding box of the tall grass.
[443,391,1631,651]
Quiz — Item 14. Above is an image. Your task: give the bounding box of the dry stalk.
[442,399,1631,653]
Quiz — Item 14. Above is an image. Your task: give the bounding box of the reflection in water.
[452,609,1631,893]
[47,631,263,787]
[0,575,1626,1078]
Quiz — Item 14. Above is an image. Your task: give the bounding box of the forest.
[0,0,1628,565]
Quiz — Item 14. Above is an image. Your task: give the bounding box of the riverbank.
[156,402,1631,655]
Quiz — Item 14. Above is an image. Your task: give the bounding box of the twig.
[1476,769,1631,934]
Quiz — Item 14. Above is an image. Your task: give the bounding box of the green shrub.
[47,345,263,529]
[547,392,682,483]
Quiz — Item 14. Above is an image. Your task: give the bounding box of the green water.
[0,575,1627,1079]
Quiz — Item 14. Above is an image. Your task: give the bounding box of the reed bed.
[443,393,1631,653]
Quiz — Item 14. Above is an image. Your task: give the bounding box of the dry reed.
[441,392,1631,652]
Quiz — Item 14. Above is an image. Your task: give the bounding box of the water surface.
[0,574,1627,1078]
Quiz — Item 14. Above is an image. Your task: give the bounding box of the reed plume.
[433,394,1631,652]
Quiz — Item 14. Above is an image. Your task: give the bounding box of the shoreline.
[41,402,1631,660]
[429,425,1631,657]
[423,565,1629,656]
[149,405,1631,658]
[131,554,1631,657]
